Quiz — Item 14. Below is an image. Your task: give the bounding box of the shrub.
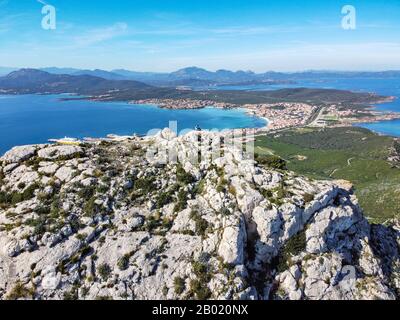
[190,210,209,238]
[189,279,211,300]
[96,184,109,194]
[17,182,26,190]
[134,177,155,195]
[26,216,47,236]
[156,191,173,209]
[0,191,12,206]
[83,197,102,217]
[63,287,79,300]
[220,208,232,216]
[176,165,195,185]
[78,185,95,201]
[192,260,211,283]
[143,213,162,233]
[273,229,307,272]
[256,154,287,170]
[117,255,130,271]
[173,189,189,213]
[192,179,206,195]
[394,140,400,154]
[0,170,5,186]
[174,277,186,295]
[303,193,315,204]
[11,192,23,205]
[97,263,112,281]
[22,183,40,201]
[228,185,237,197]
[6,282,35,300]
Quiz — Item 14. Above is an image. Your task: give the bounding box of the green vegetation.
[255,154,287,170]
[189,259,212,300]
[192,178,206,195]
[190,210,209,238]
[97,263,112,281]
[255,127,400,220]
[0,169,5,186]
[176,164,195,185]
[189,279,211,300]
[173,276,186,295]
[117,255,130,271]
[173,189,189,213]
[273,229,307,273]
[6,282,35,300]
[394,140,400,154]
[0,182,40,208]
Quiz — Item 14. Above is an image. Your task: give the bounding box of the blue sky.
[0,0,400,72]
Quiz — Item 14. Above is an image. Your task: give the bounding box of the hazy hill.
[0,69,152,95]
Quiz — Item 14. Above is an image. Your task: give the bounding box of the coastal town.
[244,102,317,131]
[130,98,400,133]
[130,98,236,110]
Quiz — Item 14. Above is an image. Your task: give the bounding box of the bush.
[0,170,4,186]
[6,282,35,300]
[192,260,211,283]
[228,185,237,197]
[0,191,12,206]
[22,183,40,201]
[78,185,96,201]
[117,255,130,271]
[97,263,112,281]
[26,216,47,236]
[134,177,155,195]
[11,192,23,205]
[83,197,102,217]
[173,189,189,213]
[220,208,232,216]
[255,154,287,170]
[190,210,209,238]
[273,229,307,272]
[17,182,26,190]
[303,193,315,204]
[176,165,195,185]
[394,140,400,154]
[189,279,211,300]
[192,179,206,195]
[156,191,173,209]
[174,277,186,295]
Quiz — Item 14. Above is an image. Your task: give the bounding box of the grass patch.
[255,127,400,219]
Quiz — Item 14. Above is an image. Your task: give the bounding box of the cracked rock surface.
[0,129,399,300]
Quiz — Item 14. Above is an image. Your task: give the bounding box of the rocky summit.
[0,129,399,300]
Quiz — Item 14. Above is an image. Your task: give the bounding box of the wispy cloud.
[73,22,128,47]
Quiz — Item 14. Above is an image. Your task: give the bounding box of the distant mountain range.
[2,66,399,86]
[0,69,152,95]
[0,68,390,105]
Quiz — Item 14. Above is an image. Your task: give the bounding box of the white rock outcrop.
[0,129,398,300]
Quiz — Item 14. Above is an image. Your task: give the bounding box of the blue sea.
[210,77,400,138]
[1,77,400,155]
[0,94,266,155]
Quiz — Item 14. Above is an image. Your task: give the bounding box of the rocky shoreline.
[0,129,399,300]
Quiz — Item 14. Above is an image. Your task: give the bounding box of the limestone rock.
[2,145,37,164]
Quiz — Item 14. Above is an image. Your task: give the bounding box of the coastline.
[1,92,400,155]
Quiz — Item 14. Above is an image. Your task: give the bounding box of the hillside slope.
[0,130,399,300]
[0,69,152,95]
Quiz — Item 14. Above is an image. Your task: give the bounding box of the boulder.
[2,145,37,164]
[38,145,83,160]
